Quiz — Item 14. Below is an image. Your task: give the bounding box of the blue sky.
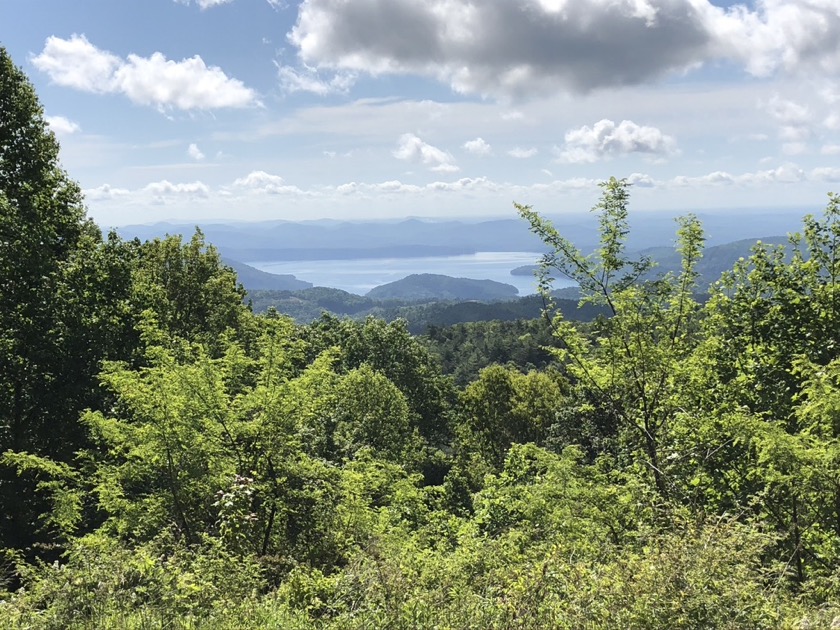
[2,0,840,226]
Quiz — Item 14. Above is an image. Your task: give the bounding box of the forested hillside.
[5,47,840,628]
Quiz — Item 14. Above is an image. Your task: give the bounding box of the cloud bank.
[287,0,840,98]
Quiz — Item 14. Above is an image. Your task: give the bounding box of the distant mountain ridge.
[117,209,808,264]
[118,218,547,262]
[511,235,791,288]
[120,215,810,301]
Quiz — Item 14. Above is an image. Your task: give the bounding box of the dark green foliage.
[365,273,519,301]
[457,365,568,468]
[129,230,252,355]
[249,286,377,320]
[250,287,606,336]
[302,316,456,451]
[0,46,118,553]
[424,318,557,385]
[392,294,606,334]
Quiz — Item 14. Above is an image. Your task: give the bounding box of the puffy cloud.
[32,34,258,110]
[45,115,80,135]
[232,170,305,194]
[821,144,840,156]
[740,164,806,184]
[462,137,493,156]
[335,180,423,195]
[669,171,736,187]
[627,172,657,187]
[508,147,538,159]
[32,34,120,92]
[393,133,459,172]
[289,0,713,97]
[717,0,840,78]
[558,119,677,163]
[83,184,130,201]
[187,143,205,161]
[143,180,210,197]
[287,0,840,98]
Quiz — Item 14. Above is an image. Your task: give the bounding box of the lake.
[248,251,576,296]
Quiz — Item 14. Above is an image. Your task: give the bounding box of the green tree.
[0,48,255,553]
[694,194,840,582]
[332,364,414,462]
[517,177,705,497]
[129,230,252,356]
[0,46,118,550]
[304,316,456,450]
[459,365,567,469]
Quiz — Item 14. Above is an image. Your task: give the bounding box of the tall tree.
[518,177,705,498]
[129,230,252,356]
[0,46,109,548]
[0,46,96,450]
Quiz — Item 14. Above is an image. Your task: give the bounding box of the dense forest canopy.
[4,46,840,628]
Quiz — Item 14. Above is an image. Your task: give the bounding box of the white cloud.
[232,170,305,194]
[187,143,205,161]
[177,0,235,8]
[84,163,840,224]
[508,147,538,159]
[627,172,656,187]
[669,171,736,187]
[811,167,840,182]
[33,34,258,110]
[83,184,130,201]
[394,133,459,172]
[764,95,812,147]
[45,115,80,135]
[717,0,840,78]
[463,137,492,156]
[143,180,210,197]
[558,119,677,163]
[821,144,840,156]
[825,113,840,131]
[276,64,356,95]
[335,180,423,195]
[744,164,806,184]
[288,0,840,98]
[669,164,810,188]
[32,34,120,92]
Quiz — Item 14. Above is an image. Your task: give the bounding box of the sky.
[2,0,840,227]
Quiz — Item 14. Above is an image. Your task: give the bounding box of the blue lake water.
[249,251,576,296]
